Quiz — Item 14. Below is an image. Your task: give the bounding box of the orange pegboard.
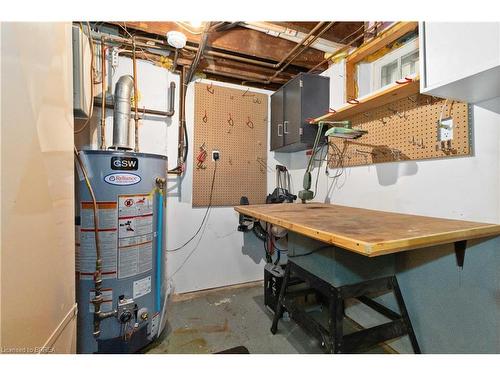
[328,94,472,168]
[193,83,269,207]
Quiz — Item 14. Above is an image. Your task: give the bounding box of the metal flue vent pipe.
[112,75,134,150]
[166,81,176,116]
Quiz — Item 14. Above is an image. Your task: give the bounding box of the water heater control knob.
[119,310,132,323]
[117,297,135,324]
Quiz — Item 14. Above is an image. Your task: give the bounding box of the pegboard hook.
[408,94,418,103]
[396,77,413,84]
[206,82,214,94]
[388,107,407,119]
[203,110,208,123]
[246,116,254,129]
[227,113,234,127]
[242,88,254,97]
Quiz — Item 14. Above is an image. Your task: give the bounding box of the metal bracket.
[454,240,467,269]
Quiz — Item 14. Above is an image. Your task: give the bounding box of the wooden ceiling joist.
[119,22,325,69]
[268,21,365,45]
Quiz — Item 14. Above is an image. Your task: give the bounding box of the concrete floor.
[145,283,392,354]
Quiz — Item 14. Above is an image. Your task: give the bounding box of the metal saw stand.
[270,260,421,354]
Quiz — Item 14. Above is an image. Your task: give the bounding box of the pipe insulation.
[112,75,134,150]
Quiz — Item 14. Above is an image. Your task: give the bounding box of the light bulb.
[187,21,203,28]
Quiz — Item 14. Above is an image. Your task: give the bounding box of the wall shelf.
[310,77,420,123]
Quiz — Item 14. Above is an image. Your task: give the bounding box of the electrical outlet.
[438,117,454,142]
[212,150,220,161]
[110,47,119,68]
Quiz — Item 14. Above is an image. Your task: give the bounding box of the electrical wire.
[325,141,347,179]
[252,221,268,241]
[262,234,273,264]
[166,159,218,252]
[166,161,219,281]
[309,141,328,199]
[182,118,189,164]
[288,245,331,258]
[74,22,96,134]
[262,226,288,266]
[270,235,288,253]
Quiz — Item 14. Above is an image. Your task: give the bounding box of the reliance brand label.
[104,173,141,186]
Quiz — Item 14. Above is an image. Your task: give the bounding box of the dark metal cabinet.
[270,73,329,152]
[270,88,284,151]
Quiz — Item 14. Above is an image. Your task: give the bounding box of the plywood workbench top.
[234,203,500,257]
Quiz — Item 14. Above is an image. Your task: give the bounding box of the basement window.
[373,37,419,91]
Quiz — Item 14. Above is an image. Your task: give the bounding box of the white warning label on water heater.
[79,202,118,280]
[133,275,152,299]
[117,194,154,279]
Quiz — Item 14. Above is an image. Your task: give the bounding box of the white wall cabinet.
[420,22,500,103]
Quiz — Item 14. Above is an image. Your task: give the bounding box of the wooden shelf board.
[311,78,421,124]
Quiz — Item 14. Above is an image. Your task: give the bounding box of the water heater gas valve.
[117,296,135,324]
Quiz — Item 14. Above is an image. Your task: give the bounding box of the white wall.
[87,54,500,297]
[1,22,77,353]
[289,64,500,224]
[84,56,281,294]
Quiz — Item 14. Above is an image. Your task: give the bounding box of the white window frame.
[372,38,419,91]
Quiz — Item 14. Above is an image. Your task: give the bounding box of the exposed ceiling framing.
[103,21,366,89]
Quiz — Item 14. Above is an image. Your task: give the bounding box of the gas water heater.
[75,75,168,353]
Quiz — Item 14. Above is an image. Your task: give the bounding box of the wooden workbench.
[234,203,500,257]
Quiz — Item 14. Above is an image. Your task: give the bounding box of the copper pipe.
[307,22,381,73]
[90,28,337,82]
[100,37,106,149]
[74,22,96,134]
[203,68,286,84]
[172,48,179,72]
[274,21,325,67]
[195,21,327,71]
[132,38,139,152]
[167,169,183,176]
[94,97,172,117]
[168,66,187,174]
[198,47,277,68]
[186,22,211,83]
[74,146,103,336]
[90,23,374,89]
[179,66,187,166]
[89,32,167,51]
[266,22,335,83]
[128,25,337,74]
